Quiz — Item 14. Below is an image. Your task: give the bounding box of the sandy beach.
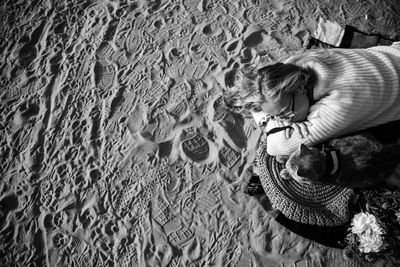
[1,0,400,266]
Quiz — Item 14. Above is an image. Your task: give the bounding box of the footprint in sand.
[343,1,369,19]
[126,30,146,54]
[16,20,46,68]
[141,82,167,106]
[53,21,67,35]
[167,82,193,117]
[51,231,69,249]
[183,236,202,262]
[200,23,227,46]
[152,198,172,226]
[195,181,220,213]
[94,59,117,91]
[221,69,239,90]
[166,47,187,78]
[40,179,56,209]
[221,16,243,38]
[14,101,40,126]
[186,44,212,79]
[241,27,282,62]
[223,39,242,59]
[245,6,271,25]
[77,208,93,229]
[117,241,138,267]
[0,194,18,230]
[168,227,194,247]
[96,41,117,59]
[41,212,57,230]
[295,0,317,17]
[180,130,210,163]
[243,29,265,48]
[18,42,37,68]
[219,141,241,169]
[239,47,255,64]
[115,183,138,217]
[71,119,89,144]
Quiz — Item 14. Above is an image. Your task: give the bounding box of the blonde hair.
[224,63,315,112]
[259,62,314,98]
[223,68,264,112]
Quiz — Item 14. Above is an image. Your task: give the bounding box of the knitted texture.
[256,142,354,226]
[266,42,400,156]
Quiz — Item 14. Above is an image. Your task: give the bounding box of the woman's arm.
[265,119,314,155]
[266,100,351,155]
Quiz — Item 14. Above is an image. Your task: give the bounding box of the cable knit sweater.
[264,42,400,156]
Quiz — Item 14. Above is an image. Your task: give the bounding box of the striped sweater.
[265,42,400,155]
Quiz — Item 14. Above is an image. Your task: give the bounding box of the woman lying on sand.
[224,42,400,155]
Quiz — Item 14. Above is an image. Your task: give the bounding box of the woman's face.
[259,90,309,122]
[259,93,293,121]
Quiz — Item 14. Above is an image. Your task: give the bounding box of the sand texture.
[1,0,399,266]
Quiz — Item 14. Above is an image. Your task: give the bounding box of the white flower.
[351,212,383,235]
[350,212,385,253]
[358,232,384,253]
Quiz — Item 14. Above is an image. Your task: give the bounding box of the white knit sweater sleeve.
[265,119,312,156]
[266,96,354,156]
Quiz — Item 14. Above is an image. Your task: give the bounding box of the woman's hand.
[285,121,312,139]
[265,118,312,139]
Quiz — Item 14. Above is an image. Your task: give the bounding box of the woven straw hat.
[256,142,354,226]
